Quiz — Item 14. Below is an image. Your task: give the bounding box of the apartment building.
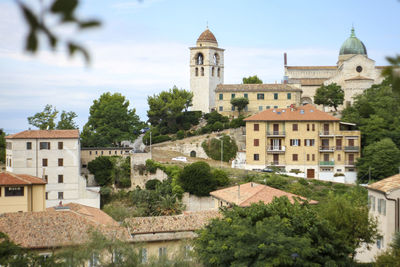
[5,130,100,208]
[244,104,361,183]
[215,84,301,117]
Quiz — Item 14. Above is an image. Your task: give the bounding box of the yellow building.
[244,104,361,183]
[215,84,302,117]
[0,172,46,213]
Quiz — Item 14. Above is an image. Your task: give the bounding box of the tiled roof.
[0,172,46,185]
[244,104,340,122]
[215,84,302,92]
[5,129,79,139]
[197,29,217,43]
[345,75,374,81]
[210,182,317,206]
[0,208,130,249]
[124,211,221,234]
[367,174,400,193]
[286,66,337,70]
[47,203,119,226]
[290,78,328,86]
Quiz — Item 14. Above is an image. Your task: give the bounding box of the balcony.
[319,131,335,137]
[345,161,356,166]
[319,161,335,166]
[344,146,359,152]
[267,146,286,153]
[267,161,286,167]
[267,131,285,137]
[319,146,335,152]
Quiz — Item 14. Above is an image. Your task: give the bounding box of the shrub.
[265,175,289,190]
[212,121,224,132]
[145,159,159,174]
[334,173,345,177]
[230,115,245,128]
[153,135,171,144]
[178,161,218,196]
[212,168,230,186]
[103,203,132,222]
[88,156,113,186]
[145,179,162,190]
[202,135,238,162]
[176,130,185,140]
[298,178,309,186]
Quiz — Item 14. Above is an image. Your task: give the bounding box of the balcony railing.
[267,146,286,153]
[344,146,359,152]
[319,161,335,166]
[267,131,286,136]
[319,146,335,152]
[319,131,335,137]
[345,161,356,166]
[268,161,286,167]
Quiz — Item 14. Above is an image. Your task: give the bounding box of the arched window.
[201,67,204,76]
[190,151,196,157]
[217,68,220,77]
[196,53,204,65]
[212,67,215,76]
[195,67,198,77]
[213,53,219,65]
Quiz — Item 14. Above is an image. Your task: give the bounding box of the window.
[141,248,147,263]
[307,124,310,131]
[217,68,220,77]
[231,93,235,99]
[312,154,315,161]
[45,192,48,200]
[40,142,50,150]
[312,124,315,131]
[259,106,263,111]
[257,93,264,100]
[304,139,315,146]
[378,199,386,215]
[274,93,278,100]
[95,151,98,155]
[292,154,298,161]
[196,53,203,65]
[244,93,248,99]
[290,139,300,146]
[377,237,384,249]
[254,139,259,146]
[5,186,24,197]
[58,192,64,200]
[219,106,223,111]
[89,252,99,267]
[42,158,48,167]
[253,154,259,161]
[254,124,259,131]
[58,142,63,149]
[231,106,235,111]
[6,142,12,149]
[287,93,291,99]
[219,93,223,100]
[58,158,63,166]
[114,151,117,155]
[44,175,48,183]
[266,106,270,109]
[201,67,204,76]
[292,124,298,131]
[26,142,32,150]
[307,154,310,161]
[101,151,104,155]
[337,154,341,161]
[58,175,63,183]
[159,247,167,258]
[195,67,198,76]
[368,195,376,211]
[212,67,215,76]
[244,106,248,111]
[89,151,92,155]
[109,151,111,155]
[274,106,278,109]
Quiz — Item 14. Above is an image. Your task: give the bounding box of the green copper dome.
[339,27,367,56]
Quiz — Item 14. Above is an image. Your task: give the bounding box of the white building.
[5,130,100,208]
[356,174,400,262]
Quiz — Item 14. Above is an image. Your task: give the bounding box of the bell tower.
[189,28,224,113]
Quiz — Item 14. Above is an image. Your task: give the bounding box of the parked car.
[172,156,187,162]
[261,168,274,173]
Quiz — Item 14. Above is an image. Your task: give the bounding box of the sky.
[0,0,399,133]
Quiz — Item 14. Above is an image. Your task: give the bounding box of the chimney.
[284,52,287,66]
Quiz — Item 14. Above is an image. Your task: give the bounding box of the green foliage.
[356,138,400,182]
[242,75,263,84]
[194,198,354,266]
[17,0,100,64]
[178,162,217,196]
[229,115,246,128]
[211,169,230,187]
[201,135,238,162]
[265,174,290,190]
[145,179,162,190]
[230,97,249,115]
[382,55,400,97]
[81,92,144,147]
[145,159,162,174]
[88,156,113,186]
[204,111,229,125]
[375,231,400,266]
[102,203,133,222]
[27,104,59,130]
[142,132,171,145]
[111,156,131,188]
[211,121,224,132]
[56,110,78,129]
[314,83,344,111]
[0,129,5,164]
[176,130,185,139]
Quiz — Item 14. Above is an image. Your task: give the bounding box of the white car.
[172,156,187,162]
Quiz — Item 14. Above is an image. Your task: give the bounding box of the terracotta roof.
[0,172,46,185]
[286,66,337,70]
[345,75,374,81]
[289,78,328,86]
[5,129,79,139]
[244,104,340,122]
[215,84,301,92]
[47,203,119,226]
[124,211,221,234]
[210,182,317,206]
[197,28,217,43]
[367,174,400,193]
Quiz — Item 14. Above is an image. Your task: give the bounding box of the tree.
[0,129,5,164]
[356,138,400,182]
[194,198,354,266]
[242,75,263,84]
[56,111,78,129]
[202,135,238,162]
[178,162,217,196]
[230,97,249,116]
[87,156,114,186]
[27,104,59,130]
[81,92,144,147]
[375,231,400,266]
[314,83,344,111]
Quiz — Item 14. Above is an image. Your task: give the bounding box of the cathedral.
[190,27,385,114]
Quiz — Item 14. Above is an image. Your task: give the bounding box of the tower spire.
[350,26,355,37]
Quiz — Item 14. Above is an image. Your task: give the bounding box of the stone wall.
[130,152,168,188]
